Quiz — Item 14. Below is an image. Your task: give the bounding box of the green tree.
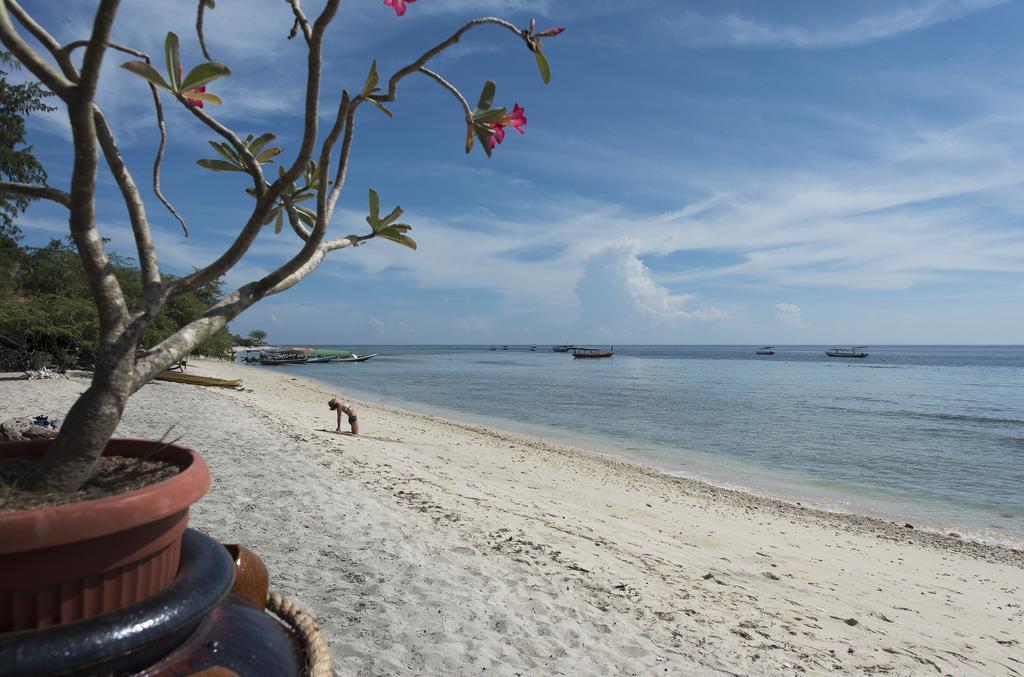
[0,50,53,239]
[247,329,267,344]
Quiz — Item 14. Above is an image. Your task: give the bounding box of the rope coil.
[266,591,334,677]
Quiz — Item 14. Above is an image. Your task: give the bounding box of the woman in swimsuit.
[328,398,359,435]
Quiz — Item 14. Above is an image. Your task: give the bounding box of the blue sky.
[12,0,1024,344]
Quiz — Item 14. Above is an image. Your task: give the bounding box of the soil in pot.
[0,456,179,512]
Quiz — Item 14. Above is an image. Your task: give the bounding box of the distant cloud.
[775,303,803,326]
[667,0,1006,49]
[573,245,728,338]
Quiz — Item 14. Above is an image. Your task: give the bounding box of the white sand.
[3,360,1022,675]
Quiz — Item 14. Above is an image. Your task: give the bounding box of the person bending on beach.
[328,398,359,435]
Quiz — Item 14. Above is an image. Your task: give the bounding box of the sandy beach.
[3,359,1022,675]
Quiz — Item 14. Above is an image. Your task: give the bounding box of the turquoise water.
[256,345,1024,544]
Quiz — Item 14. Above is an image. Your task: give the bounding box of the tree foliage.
[0,50,54,239]
[0,239,234,370]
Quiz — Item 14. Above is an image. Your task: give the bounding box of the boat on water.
[501,345,509,351]
[756,346,775,355]
[260,351,308,365]
[552,344,575,352]
[155,371,242,388]
[305,355,334,363]
[529,345,538,352]
[332,353,379,363]
[825,346,869,358]
[572,347,614,359]
[489,346,497,351]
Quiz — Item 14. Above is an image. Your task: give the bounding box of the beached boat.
[154,371,242,388]
[572,347,614,359]
[825,346,869,358]
[332,353,379,363]
[305,355,334,363]
[260,351,308,365]
[756,346,775,355]
[552,344,574,352]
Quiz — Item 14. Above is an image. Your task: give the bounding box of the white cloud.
[667,0,1007,49]
[573,245,728,339]
[774,303,803,326]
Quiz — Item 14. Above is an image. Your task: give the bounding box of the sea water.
[261,345,1024,545]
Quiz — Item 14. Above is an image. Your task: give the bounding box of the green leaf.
[183,91,222,106]
[367,189,381,229]
[202,0,216,8]
[534,50,551,85]
[165,32,181,91]
[295,206,317,227]
[377,228,417,250]
[472,107,507,125]
[197,158,244,172]
[476,80,496,111]
[368,98,392,118]
[465,124,474,154]
[388,223,412,233]
[180,62,232,92]
[256,146,283,163]
[209,140,238,163]
[474,125,494,158]
[120,61,172,90]
[361,59,380,97]
[249,132,276,157]
[380,205,403,227]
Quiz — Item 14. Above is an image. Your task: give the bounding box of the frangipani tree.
[0,0,563,491]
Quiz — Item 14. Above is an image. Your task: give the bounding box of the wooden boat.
[529,345,537,352]
[825,346,869,358]
[311,348,353,358]
[155,371,242,388]
[259,352,307,365]
[305,355,334,363]
[572,347,614,359]
[332,353,379,363]
[552,344,574,352]
[756,346,775,355]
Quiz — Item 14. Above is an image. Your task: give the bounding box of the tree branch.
[64,40,190,236]
[285,0,312,45]
[5,0,78,81]
[0,1,76,99]
[195,0,212,60]
[149,83,189,235]
[65,0,130,341]
[167,0,342,298]
[375,17,521,104]
[92,106,161,287]
[0,181,70,207]
[418,66,471,119]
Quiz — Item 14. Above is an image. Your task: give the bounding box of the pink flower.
[535,26,565,38]
[488,103,527,149]
[177,64,206,108]
[384,0,416,16]
[503,103,527,133]
[528,17,565,38]
[184,86,206,108]
[488,124,506,149]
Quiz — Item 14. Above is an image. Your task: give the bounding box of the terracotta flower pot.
[0,439,210,632]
